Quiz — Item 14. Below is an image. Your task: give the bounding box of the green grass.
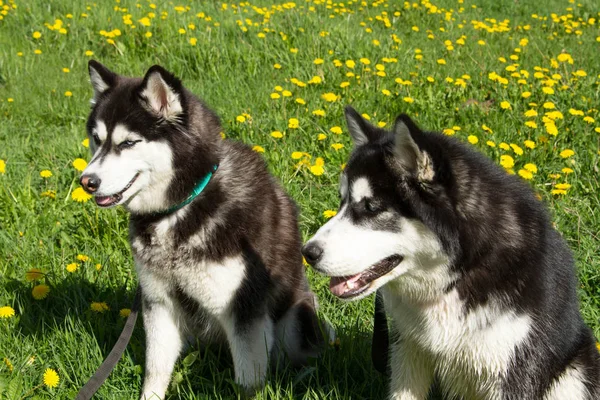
[1,0,599,398]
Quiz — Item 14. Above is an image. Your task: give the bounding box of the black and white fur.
[81,61,332,399]
[302,106,600,399]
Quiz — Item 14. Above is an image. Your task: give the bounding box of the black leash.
[371,290,390,375]
[76,285,142,400]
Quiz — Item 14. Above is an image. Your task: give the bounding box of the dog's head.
[79,61,221,214]
[302,107,452,301]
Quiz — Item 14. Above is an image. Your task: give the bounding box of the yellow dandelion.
[273,63,282,69]
[321,92,339,102]
[120,308,131,318]
[382,89,391,96]
[252,145,265,153]
[510,144,524,156]
[345,60,355,69]
[33,31,42,39]
[317,134,327,141]
[41,190,56,199]
[271,131,283,139]
[555,183,571,190]
[524,163,538,173]
[524,140,536,149]
[66,263,79,273]
[545,123,558,136]
[583,116,595,124]
[331,143,344,151]
[72,158,88,172]
[522,91,532,98]
[0,160,5,174]
[91,302,109,313]
[0,306,15,318]
[310,165,324,176]
[500,101,511,110]
[4,358,13,372]
[85,50,94,57]
[295,98,306,105]
[82,138,89,148]
[189,38,197,46]
[524,109,538,117]
[288,118,299,129]
[323,210,337,219]
[32,285,50,300]
[77,254,89,262]
[270,93,281,100]
[330,126,343,134]
[291,152,303,160]
[543,102,555,109]
[64,91,73,97]
[236,115,246,123]
[40,170,52,178]
[467,135,478,144]
[437,59,446,65]
[486,141,496,147]
[25,268,44,282]
[518,169,533,180]
[561,168,574,174]
[500,155,515,169]
[525,121,538,129]
[95,263,103,271]
[403,97,414,103]
[72,187,92,203]
[314,58,324,65]
[560,149,575,158]
[43,368,60,388]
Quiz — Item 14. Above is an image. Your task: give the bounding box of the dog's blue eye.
[118,140,139,150]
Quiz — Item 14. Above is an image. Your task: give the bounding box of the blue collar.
[158,164,218,216]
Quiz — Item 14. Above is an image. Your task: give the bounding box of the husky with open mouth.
[80,61,331,399]
[302,107,600,399]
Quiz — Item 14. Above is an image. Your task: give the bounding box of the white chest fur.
[383,287,532,399]
[131,216,247,318]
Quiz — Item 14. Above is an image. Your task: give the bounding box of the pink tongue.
[95,196,114,206]
[329,274,362,297]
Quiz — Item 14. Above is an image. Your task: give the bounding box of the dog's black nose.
[80,174,101,193]
[302,242,323,265]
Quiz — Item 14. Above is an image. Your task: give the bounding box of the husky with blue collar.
[80,61,331,399]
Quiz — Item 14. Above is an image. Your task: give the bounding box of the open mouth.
[94,173,140,207]
[329,255,403,299]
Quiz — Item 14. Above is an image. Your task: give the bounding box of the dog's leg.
[139,284,184,399]
[223,313,274,390]
[389,341,433,400]
[273,293,334,367]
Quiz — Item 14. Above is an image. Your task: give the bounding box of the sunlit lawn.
[1,0,599,398]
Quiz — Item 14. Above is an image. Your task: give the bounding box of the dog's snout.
[80,174,101,193]
[302,242,323,266]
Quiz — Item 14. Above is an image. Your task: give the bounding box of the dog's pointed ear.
[393,115,434,181]
[345,106,382,147]
[88,60,118,103]
[138,65,185,121]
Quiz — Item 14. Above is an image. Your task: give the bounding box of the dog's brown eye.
[364,199,381,213]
